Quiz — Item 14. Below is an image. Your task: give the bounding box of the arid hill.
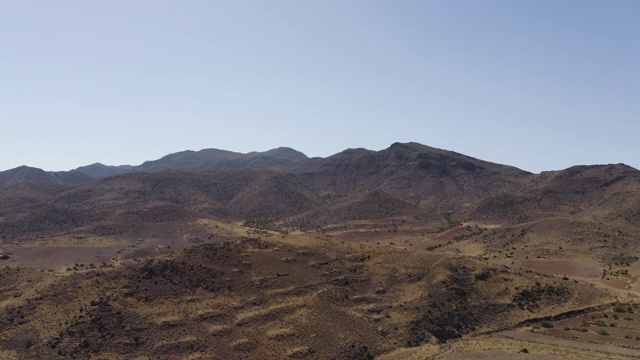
[1,143,639,265]
[0,236,610,359]
[0,166,91,191]
[1,142,640,359]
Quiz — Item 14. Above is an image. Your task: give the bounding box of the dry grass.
[0,232,615,359]
[1,147,640,358]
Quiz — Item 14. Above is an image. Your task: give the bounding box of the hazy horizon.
[2,1,638,173]
[3,141,638,175]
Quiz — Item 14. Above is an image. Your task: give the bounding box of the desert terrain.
[1,142,640,359]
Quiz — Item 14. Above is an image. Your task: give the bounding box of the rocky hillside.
[0,236,608,359]
[1,142,639,359]
[0,166,91,190]
[1,143,639,248]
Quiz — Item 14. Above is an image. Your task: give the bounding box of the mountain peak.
[259,147,308,161]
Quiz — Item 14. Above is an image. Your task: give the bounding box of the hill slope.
[0,166,91,190]
[1,142,640,359]
[0,235,609,359]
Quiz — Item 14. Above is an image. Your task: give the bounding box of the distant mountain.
[75,147,308,177]
[73,163,136,178]
[2,141,640,289]
[2,142,639,239]
[2,142,640,360]
[284,142,531,221]
[287,142,530,181]
[0,166,91,191]
[0,142,632,234]
[471,163,640,225]
[0,169,320,240]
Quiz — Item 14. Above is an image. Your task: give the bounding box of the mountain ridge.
[2,142,640,359]
[2,142,639,242]
[74,146,309,178]
[2,143,637,186]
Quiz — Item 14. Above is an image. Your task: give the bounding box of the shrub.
[540,320,553,328]
[613,304,630,313]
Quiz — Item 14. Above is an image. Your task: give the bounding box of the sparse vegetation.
[1,143,640,359]
[539,320,554,328]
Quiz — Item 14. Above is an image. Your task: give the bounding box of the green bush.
[613,304,630,313]
[540,320,554,328]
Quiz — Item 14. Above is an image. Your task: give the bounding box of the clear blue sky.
[1,1,638,173]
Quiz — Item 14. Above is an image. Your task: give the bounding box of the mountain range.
[2,142,640,359]
[1,142,639,259]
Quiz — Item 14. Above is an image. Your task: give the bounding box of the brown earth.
[0,233,614,359]
[1,142,640,358]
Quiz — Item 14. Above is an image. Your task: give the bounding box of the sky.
[1,0,638,173]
